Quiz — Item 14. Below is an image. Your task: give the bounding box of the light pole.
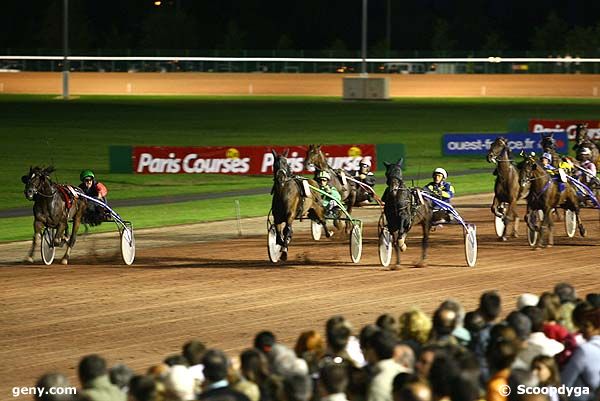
[361,0,368,75]
[62,0,69,99]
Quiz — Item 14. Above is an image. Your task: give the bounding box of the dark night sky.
[1,0,600,53]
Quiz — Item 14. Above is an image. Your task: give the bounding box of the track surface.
[2,72,600,97]
[1,194,598,396]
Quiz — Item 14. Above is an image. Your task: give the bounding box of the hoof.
[414,261,427,268]
[400,243,407,252]
[327,231,335,238]
[26,256,34,263]
[60,258,69,265]
[280,252,288,262]
[512,232,519,238]
[579,228,587,237]
[500,236,508,242]
[390,264,400,271]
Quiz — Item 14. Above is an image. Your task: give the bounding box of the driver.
[425,168,455,225]
[352,159,376,202]
[78,169,109,225]
[317,171,341,217]
[576,147,597,186]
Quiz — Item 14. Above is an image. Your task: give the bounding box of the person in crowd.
[254,331,309,377]
[517,294,540,311]
[109,364,134,393]
[182,339,207,389]
[198,349,251,401]
[366,330,409,401]
[282,374,313,401]
[519,306,565,366]
[164,365,195,401]
[392,374,432,401]
[35,373,78,401]
[318,363,350,401]
[486,325,520,401]
[295,330,326,375]
[393,343,415,373]
[398,308,432,351]
[428,306,459,347]
[326,316,366,368]
[531,356,563,401]
[475,291,503,384]
[414,345,441,381]
[507,369,540,401]
[561,307,600,401]
[78,354,125,401]
[128,375,158,401]
[554,283,579,333]
[505,311,536,370]
[376,314,398,334]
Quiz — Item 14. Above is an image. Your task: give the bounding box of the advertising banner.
[528,119,600,141]
[442,132,569,156]
[131,144,376,175]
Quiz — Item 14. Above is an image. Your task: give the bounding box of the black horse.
[271,150,330,261]
[22,166,86,264]
[382,159,432,268]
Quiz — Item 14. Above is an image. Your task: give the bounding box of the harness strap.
[56,185,74,209]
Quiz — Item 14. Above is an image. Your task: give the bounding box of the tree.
[140,10,199,50]
[221,20,246,50]
[431,19,457,55]
[531,12,568,53]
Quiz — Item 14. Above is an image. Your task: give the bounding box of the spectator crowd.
[32,283,599,401]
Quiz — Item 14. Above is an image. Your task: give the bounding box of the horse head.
[272,150,291,185]
[487,137,509,163]
[22,166,55,201]
[303,144,326,171]
[384,159,404,191]
[517,154,539,188]
[541,134,556,153]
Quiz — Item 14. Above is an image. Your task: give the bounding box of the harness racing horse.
[382,159,432,268]
[303,144,356,213]
[21,166,86,264]
[271,150,330,261]
[519,156,585,248]
[572,123,600,168]
[486,137,521,240]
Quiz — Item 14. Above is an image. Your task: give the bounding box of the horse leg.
[399,233,407,252]
[27,220,43,263]
[576,208,586,237]
[54,221,66,247]
[508,201,519,238]
[61,218,81,265]
[392,231,401,269]
[416,222,429,268]
[544,208,554,248]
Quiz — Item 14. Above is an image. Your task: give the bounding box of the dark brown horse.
[382,159,432,268]
[518,156,584,247]
[486,137,521,240]
[271,150,330,261]
[303,144,356,212]
[21,166,86,264]
[573,123,600,168]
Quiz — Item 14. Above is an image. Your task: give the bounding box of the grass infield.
[2,95,599,241]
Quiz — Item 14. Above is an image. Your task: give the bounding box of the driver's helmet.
[318,171,331,182]
[432,167,447,180]
[541,153,553,163]
[580,147,592,157]
[359,159,372,168]
[80,169,95,182]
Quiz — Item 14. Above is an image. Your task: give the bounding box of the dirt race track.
[2,72,600,97]
[0,194,599,396]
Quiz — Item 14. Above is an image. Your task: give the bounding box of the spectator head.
[486,324,519,372]
[283,374,313,401]
[578,307,600,340]
[202,349,229,383]
[479,291,502,322]
[464,310,485,334]
[326,315,347,333]
[365,329,398,363]
[182,340,207,366]
[393,375,431,401]
[294,330,325,359]
[146,363,169,380]
[109,363,133,391]
[414,345,441,379]
[394,342,416,371]
[240,348,270,383]
[431,307,457,339]
[398,308,432,345]
[537,292,561,323]
[506,311,532,341]
[254,331,276,354]
[326,322,352,354]
[318,363,349,396]
[359,324,380,352]
[449,373,480,401]
[128,375,158,401]
[34,373,74,401]
[517,293,540,310]
[440,299,465,327]
[531,355,560,387]
[586,293,600,308]
[165,365,195,401]
[428,348,461,401]
[78,354,107,385]
[508,369,539,401]
[521,306,544,333]
[163,354,188,367]
[376,313,398,333]
[270,343,309,377]
[553,283,577,304]
[572,301,594,329]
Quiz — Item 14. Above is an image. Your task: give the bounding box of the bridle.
[24,173,56,199]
